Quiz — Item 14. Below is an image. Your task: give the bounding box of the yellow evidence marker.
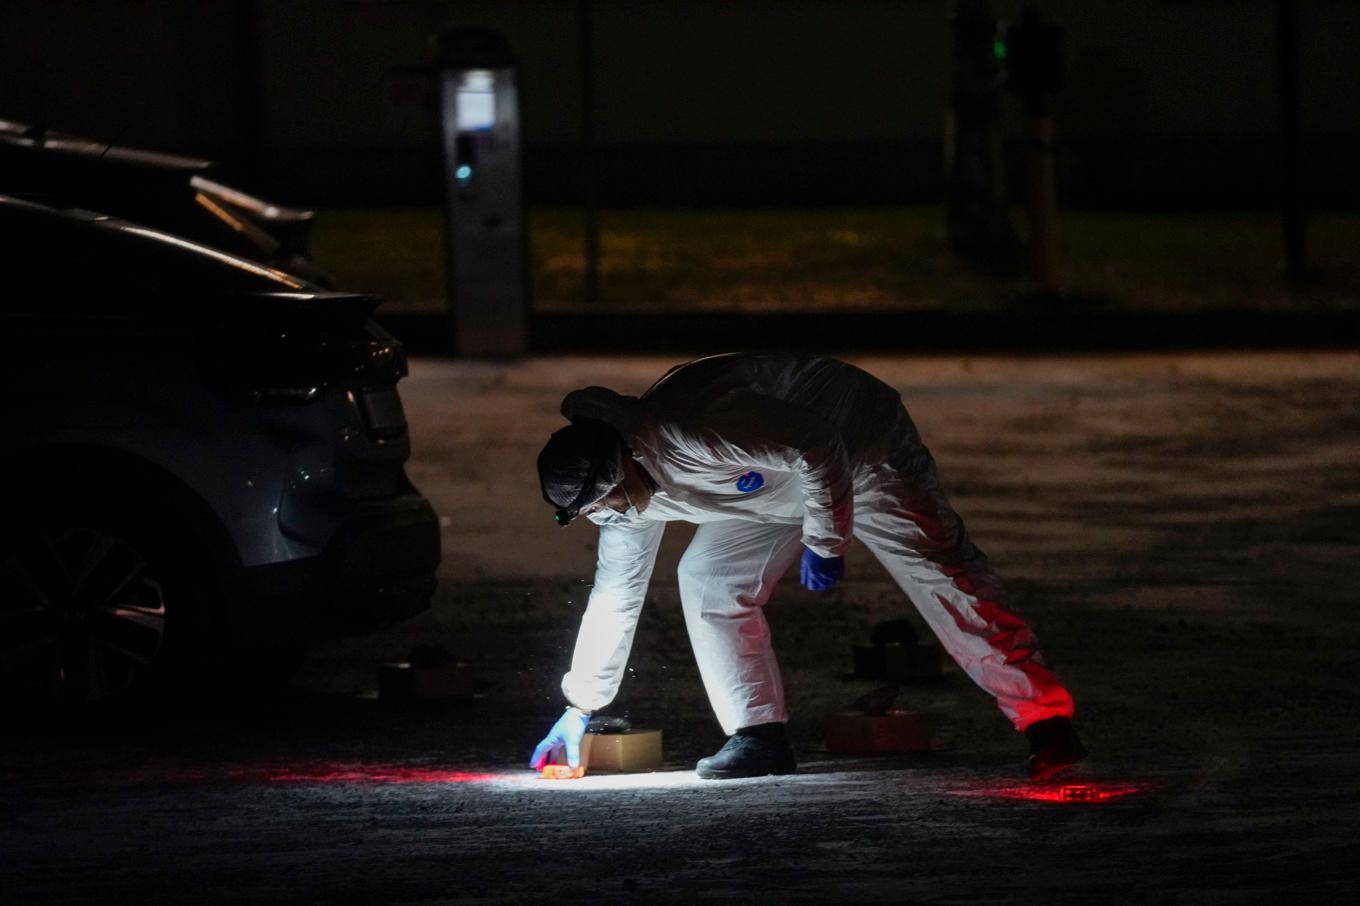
[539,734,594,780]
[541,764,587,780]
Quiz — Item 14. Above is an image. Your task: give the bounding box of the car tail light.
[205,309,408,406]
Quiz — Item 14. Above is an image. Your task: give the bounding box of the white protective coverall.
[561,353,1074,735]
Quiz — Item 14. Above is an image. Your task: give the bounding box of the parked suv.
[0,146,439,707]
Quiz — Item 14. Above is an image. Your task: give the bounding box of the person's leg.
[676,520,804,736]
[854,465,1075,732]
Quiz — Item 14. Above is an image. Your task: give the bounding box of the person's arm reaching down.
[560,518,667,711]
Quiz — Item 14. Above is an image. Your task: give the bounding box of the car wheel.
[1,519,175,707]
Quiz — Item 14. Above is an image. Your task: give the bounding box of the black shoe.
[1024,716,1087,781]
[696,726,797,779]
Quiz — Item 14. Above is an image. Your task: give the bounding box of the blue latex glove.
[800,549,845,591]
[529,707,591,770]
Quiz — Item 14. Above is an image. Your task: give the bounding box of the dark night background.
[2,2,1358,903]
[2,0,1357,208]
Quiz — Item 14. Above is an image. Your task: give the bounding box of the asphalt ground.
[4,351,1359,903]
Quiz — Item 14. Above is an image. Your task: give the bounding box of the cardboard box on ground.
[586,729,663,772]
[542,728,665,777]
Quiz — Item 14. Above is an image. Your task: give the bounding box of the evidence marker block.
[541,764,586,780]
[824,710,931,754]
[540,732,595,780]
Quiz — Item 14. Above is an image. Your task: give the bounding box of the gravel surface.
[4,351,1358,903]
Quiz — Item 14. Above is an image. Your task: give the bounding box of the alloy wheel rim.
[0,525,168,703]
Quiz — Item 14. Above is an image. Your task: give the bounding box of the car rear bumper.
[228,494,441,640]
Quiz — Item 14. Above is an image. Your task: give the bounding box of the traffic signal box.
[1003,8,1064,111]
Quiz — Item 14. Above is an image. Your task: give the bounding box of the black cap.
[537,419,625,526]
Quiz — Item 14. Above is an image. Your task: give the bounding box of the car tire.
[0,491,203,711]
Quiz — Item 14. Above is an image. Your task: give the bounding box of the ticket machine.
[436,28,528,356]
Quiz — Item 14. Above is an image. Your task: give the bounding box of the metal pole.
[944,0,1016,262]
[1026,112,1059,291]
[579,0,600,306]
[1274,0,1307,282]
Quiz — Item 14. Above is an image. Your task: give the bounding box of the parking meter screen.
[457,70,496,132]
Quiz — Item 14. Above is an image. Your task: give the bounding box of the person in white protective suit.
[530,353,1085,780]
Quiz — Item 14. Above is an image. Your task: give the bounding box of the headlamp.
[550,425,616,527]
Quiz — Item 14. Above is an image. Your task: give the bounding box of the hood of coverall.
[560,386,644,435]
[537,417,627,522]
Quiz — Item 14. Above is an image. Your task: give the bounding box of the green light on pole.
[993,39,1007,60]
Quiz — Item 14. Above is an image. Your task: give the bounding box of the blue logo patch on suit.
[735,471,764,492]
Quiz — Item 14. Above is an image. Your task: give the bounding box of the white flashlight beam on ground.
[491,771,788,792]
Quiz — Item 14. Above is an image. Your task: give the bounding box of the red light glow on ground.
[239,761,501,785]
[950,780,1149,803]
[108,760,502,787]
